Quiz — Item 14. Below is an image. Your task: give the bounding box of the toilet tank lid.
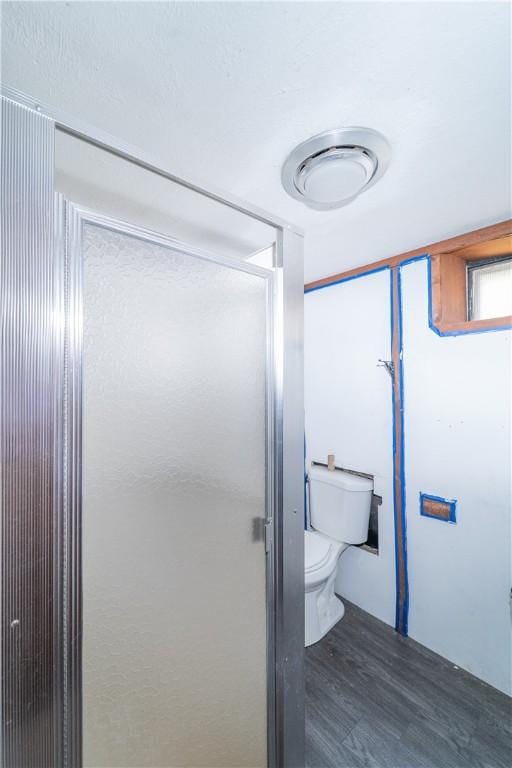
[309,465,373,492]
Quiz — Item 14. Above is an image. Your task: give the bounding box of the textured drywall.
[304,269,396,627]
[401,259,512,695]
[305,261,512,694]
[2,1,511,280]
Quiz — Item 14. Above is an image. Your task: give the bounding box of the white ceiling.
[2,1,511,282]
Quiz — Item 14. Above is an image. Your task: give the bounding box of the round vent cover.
[282,127,391,210]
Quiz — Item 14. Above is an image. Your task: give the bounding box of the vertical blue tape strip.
[389,269,401,632]
[396,265,409,636]
[390,267,409,636]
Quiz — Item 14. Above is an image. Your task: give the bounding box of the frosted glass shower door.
[72,211,272,768]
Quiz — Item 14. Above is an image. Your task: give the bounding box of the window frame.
[430,233,512,334]
[467,255,512,322]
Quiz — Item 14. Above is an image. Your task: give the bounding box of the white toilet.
[305,465,373,647]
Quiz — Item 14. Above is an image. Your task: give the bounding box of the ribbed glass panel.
[470,259,512,320]
[1,98,57,767]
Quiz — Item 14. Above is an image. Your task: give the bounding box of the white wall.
[401,258,512,695]
[305,258,512,695]
[304,269,396,627]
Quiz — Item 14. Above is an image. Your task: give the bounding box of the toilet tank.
[309,465,373,544]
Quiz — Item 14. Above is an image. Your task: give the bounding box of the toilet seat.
[305,530,333,573]
[304,529,346,589]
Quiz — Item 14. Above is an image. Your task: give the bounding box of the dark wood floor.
[306,600,512,768]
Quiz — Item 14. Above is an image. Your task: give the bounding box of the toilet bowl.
[305,529,348,647]
[304,465,373,647]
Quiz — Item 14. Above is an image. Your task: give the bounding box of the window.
[431,231,512,332]
[468,256,512,321]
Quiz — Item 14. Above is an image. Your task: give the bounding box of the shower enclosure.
[1,89,304,768]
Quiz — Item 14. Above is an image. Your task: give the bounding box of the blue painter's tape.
[420,492,457,523]
[395,266,409,636]
[304,264,390,294]
[390,269,402,634]
[307,253,511,335]
[398,254,429,269]
[389,270,397,459]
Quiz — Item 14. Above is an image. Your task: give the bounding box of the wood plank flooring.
[306,600,512,768]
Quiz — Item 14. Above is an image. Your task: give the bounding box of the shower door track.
[1,85,303,236]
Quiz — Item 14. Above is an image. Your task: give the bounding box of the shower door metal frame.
[60,201,279,767]
[1,87,305,768]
